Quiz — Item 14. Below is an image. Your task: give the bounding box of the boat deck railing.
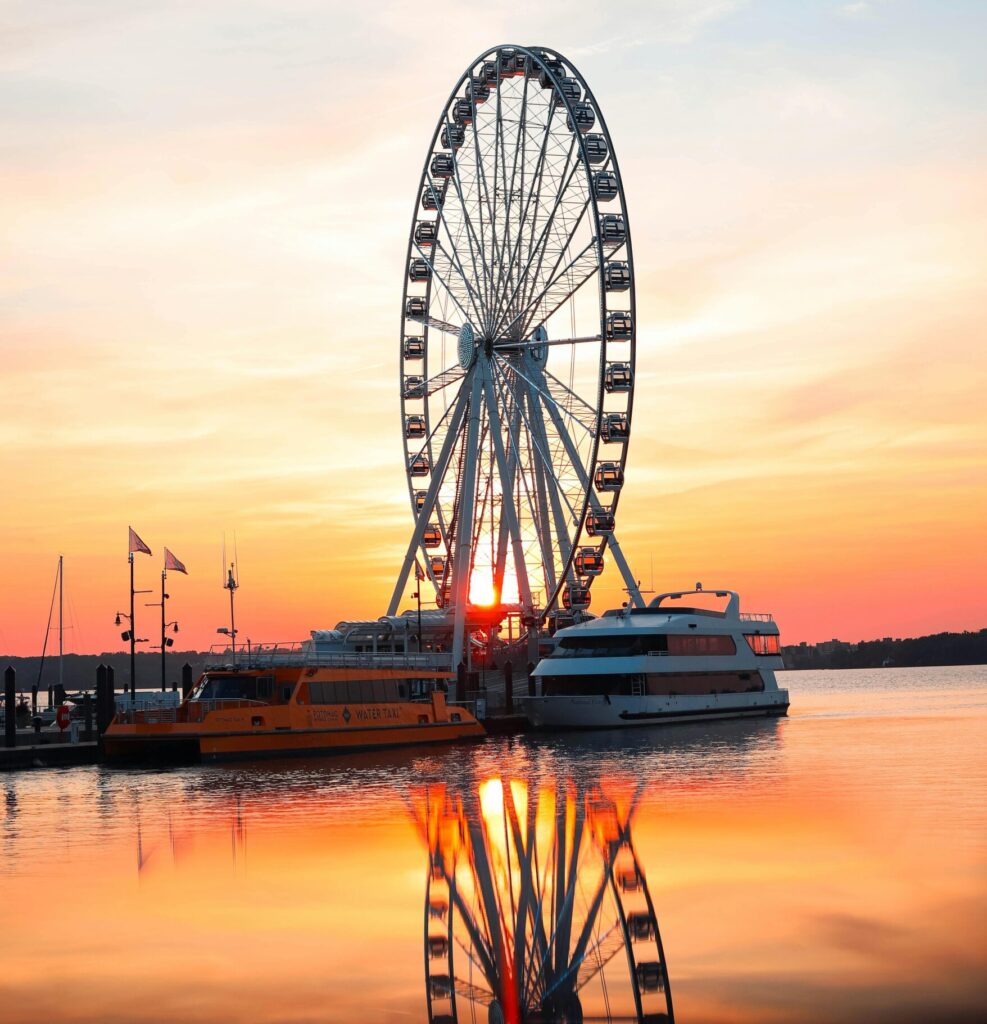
[205,642,454,673]
[739,612,773,623]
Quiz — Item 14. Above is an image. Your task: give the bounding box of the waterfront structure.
[390,44,647,670]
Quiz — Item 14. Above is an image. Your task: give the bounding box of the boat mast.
[58,554,63,697]
[225,563,238,668]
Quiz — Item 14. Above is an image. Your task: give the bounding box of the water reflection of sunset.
[1,677,984,1023]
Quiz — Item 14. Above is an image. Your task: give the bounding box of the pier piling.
[504,660,514,713]
[4,666,15,748]
[181,662,193,698]
[96,664,112,735]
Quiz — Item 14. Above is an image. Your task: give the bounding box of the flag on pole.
[415,561,425,581]
[129,527,152,556]
[164,548,188,575]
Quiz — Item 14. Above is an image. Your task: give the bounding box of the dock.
[0,739,100,770]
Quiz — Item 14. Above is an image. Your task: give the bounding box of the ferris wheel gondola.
[389,44,646,665]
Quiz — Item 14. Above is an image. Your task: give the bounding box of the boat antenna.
[224,545,239,668]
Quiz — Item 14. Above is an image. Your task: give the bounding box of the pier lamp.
[217,627,238,666]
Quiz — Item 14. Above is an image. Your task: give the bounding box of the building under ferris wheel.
[387,44,647,671]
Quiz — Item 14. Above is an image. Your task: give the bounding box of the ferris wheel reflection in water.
[411,777,674,1024]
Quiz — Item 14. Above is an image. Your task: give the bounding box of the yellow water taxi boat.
[103,659,483,763]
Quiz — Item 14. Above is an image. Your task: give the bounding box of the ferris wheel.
[415,776,675,1024]
[388,45,645,665]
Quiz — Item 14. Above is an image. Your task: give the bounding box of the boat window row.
[307,679,410,704]
[550,633,737,657]
[744,633,781,655]
[540,671,764,696]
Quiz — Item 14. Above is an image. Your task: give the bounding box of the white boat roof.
[556,587,778,637]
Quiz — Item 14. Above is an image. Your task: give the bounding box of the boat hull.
[102,717,484,763]
[520,690,790,730]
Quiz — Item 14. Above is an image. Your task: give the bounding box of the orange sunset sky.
[2,1,985,657]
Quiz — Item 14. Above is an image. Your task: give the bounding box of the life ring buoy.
[55,704,71,731]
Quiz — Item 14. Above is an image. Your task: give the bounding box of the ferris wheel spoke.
[493,134,582,339]
[501,89,556,327]
[491,101,570,335]
[388,378,472,617]
[543,368,600,423]
[494,334,601,353]
[517,235,598,340]
[412,241,476,329]
[499,74,547,327]
[501,211,593,339]
[498,355,595,438]
[442,126,495,320]
[424,176,488,328]
[511,132,581,323]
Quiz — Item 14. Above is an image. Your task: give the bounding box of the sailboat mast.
[58,554,63,695]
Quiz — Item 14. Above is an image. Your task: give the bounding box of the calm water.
[1,666,985,1023]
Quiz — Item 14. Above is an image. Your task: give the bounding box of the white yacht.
[522,586,789,729]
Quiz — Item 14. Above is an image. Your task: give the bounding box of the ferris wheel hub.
[457,322,477,369]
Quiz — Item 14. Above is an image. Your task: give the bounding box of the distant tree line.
[0,651,212,695]
[782,628,987,670]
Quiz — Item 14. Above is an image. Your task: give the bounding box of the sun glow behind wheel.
[395,44,638,660]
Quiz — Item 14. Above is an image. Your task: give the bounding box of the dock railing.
[206,642,454,673]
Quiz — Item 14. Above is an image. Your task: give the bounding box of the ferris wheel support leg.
[525,381,574,584]
[387,383,471,618]
[492,398,522,605]
[540,388,646,608]
[592,525,645,609]
[483,374,535,617]
[450,372,485,671]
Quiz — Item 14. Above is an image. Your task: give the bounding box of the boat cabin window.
[549,633,737,657]
[308,679,412,704]
[190,674,273,702]
[744,633,781,655]
[667,634,736,656]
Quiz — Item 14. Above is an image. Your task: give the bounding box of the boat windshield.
[189,674,272,702]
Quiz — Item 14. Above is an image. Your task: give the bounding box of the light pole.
[147,573,181,691]
[409,583,423,653]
